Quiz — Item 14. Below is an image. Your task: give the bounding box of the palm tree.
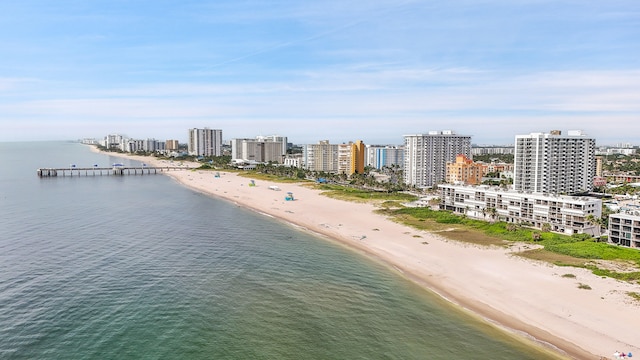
[487,207,497,222]
[585,215,601,237]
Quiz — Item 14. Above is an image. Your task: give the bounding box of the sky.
[1,0,638,145]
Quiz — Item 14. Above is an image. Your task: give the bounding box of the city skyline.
[1,1,638,144]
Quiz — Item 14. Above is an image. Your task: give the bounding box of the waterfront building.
[188,128,223,157]
[102,134,126,149]
[166,140,179,151]
[283,154,302,168]
[404,131,472,188]
[446,155,483,185]
[513,130,596,195]
[438,184,602,235]
[232,135,287,163]
[231,138,285,163]
[609,213,640,249]
[337,140,366,175]
[303,140,339,173]
[365,145,404,170]
[256,135,288,156]
[122,139,144,153]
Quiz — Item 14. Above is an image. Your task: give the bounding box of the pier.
[37,165,193,177]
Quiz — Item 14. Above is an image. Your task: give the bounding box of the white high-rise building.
[231,138,284,163]
[513,130,596,195]
[403,131,471,188]
[188,128,223,156]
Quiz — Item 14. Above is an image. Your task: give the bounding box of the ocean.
[0,141,559,359]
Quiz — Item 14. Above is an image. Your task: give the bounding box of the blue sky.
[1,0,638,145]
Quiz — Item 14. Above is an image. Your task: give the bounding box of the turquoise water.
[0,142,559,359]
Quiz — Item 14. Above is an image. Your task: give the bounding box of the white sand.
[97,151,640,359]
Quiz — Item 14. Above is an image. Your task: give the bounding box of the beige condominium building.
[303,140,339,173]
[446,154,483,185]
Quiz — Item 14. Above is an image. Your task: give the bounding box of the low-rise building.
[609,213,640,249]
[438,184,602,235]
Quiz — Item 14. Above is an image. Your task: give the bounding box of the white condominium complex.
[403,131,471,188]
[302,140,339,173]
[188,128,223,157]
[513,130,596,195]
[231,138,285,163]
[439,183,602,235]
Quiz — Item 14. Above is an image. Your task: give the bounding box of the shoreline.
[91,148,640,359]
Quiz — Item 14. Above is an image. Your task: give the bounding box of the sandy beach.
[99,151,640,359]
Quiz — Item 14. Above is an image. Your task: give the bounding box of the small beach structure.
[285,192,294,201]
[249,179,256,187]
[268,185,281,191]
[214,172,220,178]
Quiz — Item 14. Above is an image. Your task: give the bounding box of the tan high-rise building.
[303,140,338,172]
[351,140,365,175]
[446,154,483,185]
[166,140,179,151]
[337,140,366,176]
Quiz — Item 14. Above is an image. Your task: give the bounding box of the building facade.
[609,213,640,249]
[188,128,223,157]
[303,140,339,172]
[404,131,472,188]
[513,130,596,195]
[337,140,366,175]
[471,146,514,155]
[166,140,179,151]
[256,135,288,156]
[231,138,285,163]
[365,145,404,170]
[439,184,602,234]
[446,154,483,185]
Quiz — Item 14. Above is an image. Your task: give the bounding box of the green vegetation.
[472,153,514,163]
[315,184,418,203]
[627,292,640,302]
[235,171,310,183]
[561,273,576,278]
[577,283,592,290]
[377,206,640,282]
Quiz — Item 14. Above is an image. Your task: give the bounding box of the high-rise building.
[166,140,179,151]
[188,128,222,156]
[256,135,288,155]
[365,145,404,170]
[231,138,284,163]
[303,140,338,172]
[513,130,596,195]
[337,140,366,175]
[403,131,472,188]
[351,140,365,175]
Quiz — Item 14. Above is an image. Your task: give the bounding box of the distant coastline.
[91,146,640,360]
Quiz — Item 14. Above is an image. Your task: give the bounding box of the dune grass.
[380,206,640,282]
